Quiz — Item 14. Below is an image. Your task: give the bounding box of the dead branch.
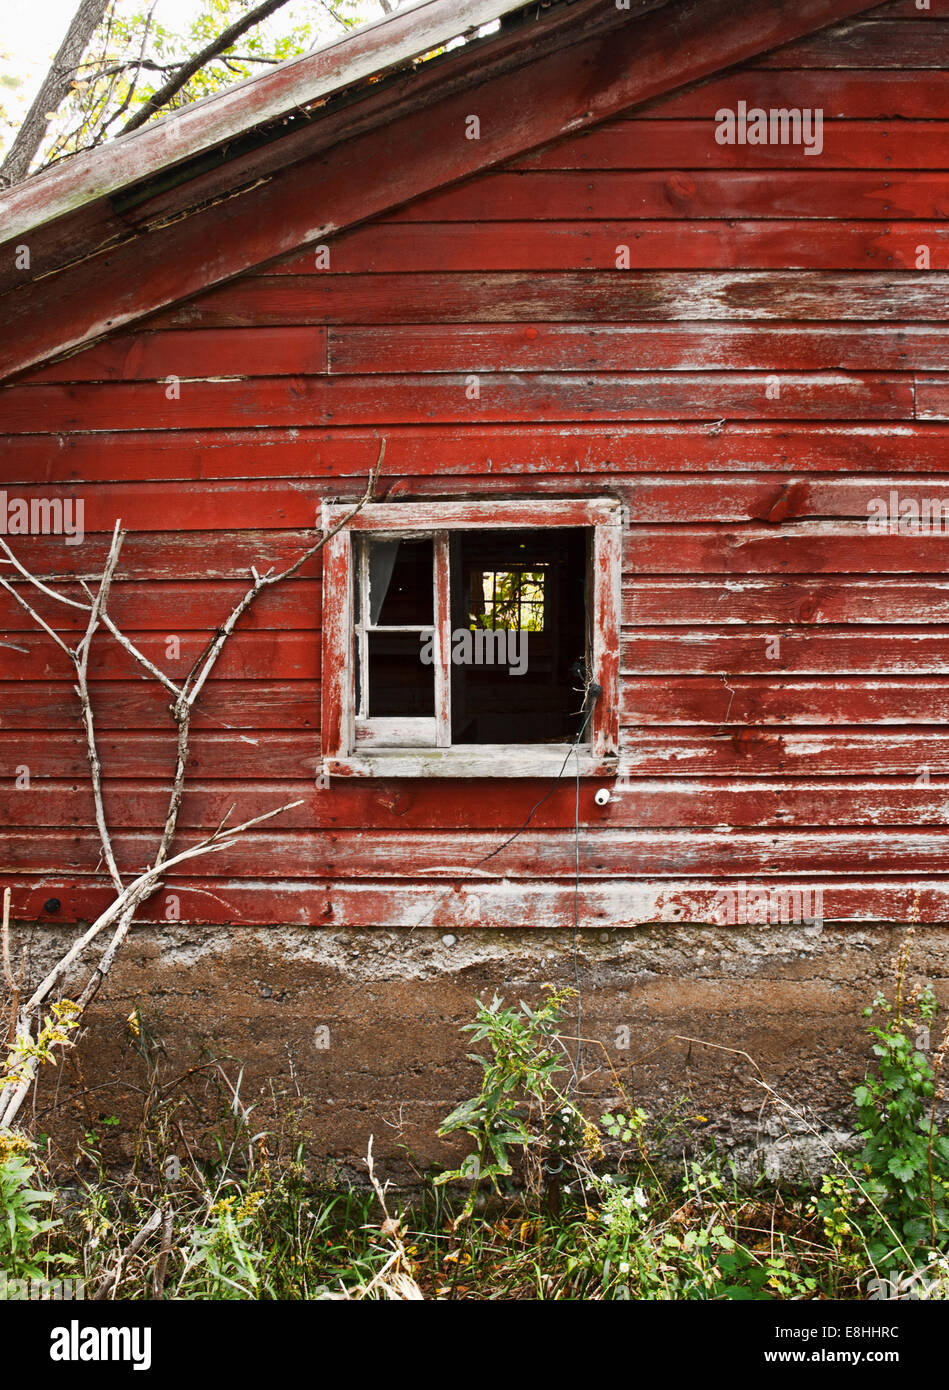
[93,1205,164,1300]
[0,446,383,1131]
[151,1205,174,1299]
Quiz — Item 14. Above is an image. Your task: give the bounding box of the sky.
[1,0,198,110]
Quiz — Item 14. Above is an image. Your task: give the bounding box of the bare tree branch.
[119,0,296,136]
[0,576,74,658]
[93,1205,164,1299]
[95,0,159,139]
[96,607,182,697]
[0,0,113,186]
[74,523,126,893]
[0,536,91,610]
[0,444,385,1131]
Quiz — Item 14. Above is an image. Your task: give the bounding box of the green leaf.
[887,1157,916,1183]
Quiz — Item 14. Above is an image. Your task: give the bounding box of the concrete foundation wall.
[15,922,947,1184]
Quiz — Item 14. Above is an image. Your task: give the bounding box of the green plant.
[0,1140,71,1283]
[1,999,81,1090]
[436,987,593,1204]
[824,933,949,1274]
[177,1187,268,1299]
[594,1156,818,1301]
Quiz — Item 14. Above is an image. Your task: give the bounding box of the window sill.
[324,745,619,778]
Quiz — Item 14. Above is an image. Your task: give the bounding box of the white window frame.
[320,498,622,778]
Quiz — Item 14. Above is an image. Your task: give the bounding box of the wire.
[475,694,597,869]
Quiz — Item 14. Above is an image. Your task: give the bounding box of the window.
[320,499,621,777]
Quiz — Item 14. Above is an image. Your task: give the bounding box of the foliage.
[470,569,546,632]
[819,933,949,1275]
[2,945,949,1299]
[1,999,82,1090]
[0,1142,71,1283]
[436,987,594,1204]
[0,0,388,173]
[594,1162,817,1301]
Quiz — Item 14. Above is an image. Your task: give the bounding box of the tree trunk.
[0,0,112,187]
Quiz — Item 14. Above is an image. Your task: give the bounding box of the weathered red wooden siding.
[3,2,949,925]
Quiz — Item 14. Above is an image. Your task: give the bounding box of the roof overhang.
[0,0,883,384]
[0,0,570,246]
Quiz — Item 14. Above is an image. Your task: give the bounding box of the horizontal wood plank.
[3,574,947,636]
[27,328,327,384]
[6,826,949,877]
[622,524,949,573]
[0,579,320,630]
[13,624,949,681]
[0,629,322,681]
[328,324,949,374]
[0,373,917,432]
[624,577,949,625]
[9,777,949,829]
[621,629,949,675]
[27,322,949,386]
[264,220,949,273]
[637,68,949,118]
[4,425,949,485]
[915,377,949,418]
[6,728,949,780]
[10,475,949,536]
[754,18,949,66]
[8,877,949,926]
[2,676,948,734]
[156,272,949,325]
[626,676,949,725]
[620,730,949,776]
[0,681,319,729]
[510,121,949,171]
[388,170,949,223]
[5,523,946,582]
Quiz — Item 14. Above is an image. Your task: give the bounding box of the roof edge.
[0,0,539,245]
[0,0,885,384]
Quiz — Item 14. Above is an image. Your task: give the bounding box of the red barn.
[1,0,947,1167]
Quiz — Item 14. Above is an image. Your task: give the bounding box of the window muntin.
[471,568,546,632]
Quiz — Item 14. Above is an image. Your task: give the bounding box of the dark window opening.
[452,528,588,744]
[366,631,435,717]
[354,528,589,743]
[357,537,435,718]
